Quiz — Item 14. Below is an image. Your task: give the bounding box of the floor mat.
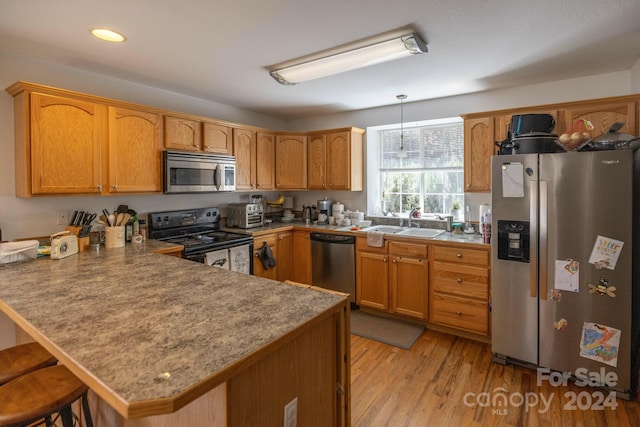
[350,310,425,350]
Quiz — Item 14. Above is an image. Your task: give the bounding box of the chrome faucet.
[408,207,421,228]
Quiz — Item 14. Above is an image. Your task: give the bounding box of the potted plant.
[450,201,462,221]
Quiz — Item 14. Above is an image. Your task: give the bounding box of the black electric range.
[148,207,253,271]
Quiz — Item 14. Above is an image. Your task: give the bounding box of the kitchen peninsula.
[0,241,349,426]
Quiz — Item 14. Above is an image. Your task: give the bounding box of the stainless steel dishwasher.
[310,232,356,305]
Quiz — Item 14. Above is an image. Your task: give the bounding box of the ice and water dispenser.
[497,220,530,263]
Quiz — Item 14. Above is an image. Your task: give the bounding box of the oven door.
[185,242,253,274]
[163,151,218,193]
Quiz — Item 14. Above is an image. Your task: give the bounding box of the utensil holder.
[105,226,125,248]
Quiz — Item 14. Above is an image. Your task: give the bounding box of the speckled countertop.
[0,240,346,417]
[224,220,489,247]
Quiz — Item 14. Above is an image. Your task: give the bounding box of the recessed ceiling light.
[91,28,126,43]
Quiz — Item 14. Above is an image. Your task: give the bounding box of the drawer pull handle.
[456,311,462,316]
[456,278,462,283]
[456,253,462,258]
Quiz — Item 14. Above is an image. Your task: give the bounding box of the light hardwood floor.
[350,329,640,426]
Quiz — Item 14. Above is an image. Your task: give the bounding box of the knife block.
[65,226,90,252]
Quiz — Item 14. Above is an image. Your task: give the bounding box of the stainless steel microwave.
[163,151,236,193]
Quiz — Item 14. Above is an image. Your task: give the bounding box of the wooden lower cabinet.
[253,231,293,281]
[430,243,490,336]
[253,234,278,280]
[356,250,389,311]
[276,231,293,282]
[390,242,428,320]
[356,238,428,321]
[291,230,312,284]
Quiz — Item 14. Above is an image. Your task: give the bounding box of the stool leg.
[59,405,74,427]
[82,392,94,427]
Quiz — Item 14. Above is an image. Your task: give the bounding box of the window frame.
[366,117,464,217]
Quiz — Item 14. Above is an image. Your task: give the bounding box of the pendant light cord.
[397,94,407,156]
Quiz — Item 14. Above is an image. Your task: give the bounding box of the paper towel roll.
[479,204,490,223]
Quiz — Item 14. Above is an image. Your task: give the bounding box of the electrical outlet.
[56,210,71,225]
[284,397,297,427]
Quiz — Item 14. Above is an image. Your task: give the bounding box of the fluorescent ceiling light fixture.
[91,28,127,43]
[270,32,427,85]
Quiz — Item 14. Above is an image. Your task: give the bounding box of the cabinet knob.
[96,184,102,191]
[456,253,462,258]
[456,311,462,316]
[457,278,462,283]
[112,184,118,190]
[383,258,387,263]
[305,236,309,239]
[392,259,396,263]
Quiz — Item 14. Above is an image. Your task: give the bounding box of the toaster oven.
[227,203,264,229]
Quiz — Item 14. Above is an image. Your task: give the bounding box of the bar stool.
[0,365,93,427]
[0,342,57,385]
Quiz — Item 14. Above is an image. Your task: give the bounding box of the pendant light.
[396,94,408,158]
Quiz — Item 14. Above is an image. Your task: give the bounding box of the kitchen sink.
[358,225,405,234]
[396,228,445,238]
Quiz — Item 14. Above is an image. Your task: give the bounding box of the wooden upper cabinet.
[164,115,201,151]
[108,107,162,193]
[307,133,327,189]
[563,100,637,137]
[28,93,104,195]
[233,128,256,191]
[327,129,363,191]
[463,117,494,193]
[256,132,275,190]
[307,128,364,191]
[275,133,307,190]
[203,122,233,154]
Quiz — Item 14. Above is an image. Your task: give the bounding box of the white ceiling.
[2,0,640,120]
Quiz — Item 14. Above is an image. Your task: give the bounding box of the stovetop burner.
[148,207,253,254]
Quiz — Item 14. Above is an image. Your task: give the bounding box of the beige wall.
[0,52,638,242]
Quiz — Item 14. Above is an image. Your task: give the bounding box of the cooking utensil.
[121,213,132,226]
[116,205,128,214]
[511,133,563,154]
[102,209,112,226]
[586,122,640,151]
[69,211,79,226]
[115,213,124,226]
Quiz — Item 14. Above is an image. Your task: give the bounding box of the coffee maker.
[317,197,332,223]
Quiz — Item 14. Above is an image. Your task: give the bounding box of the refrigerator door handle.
[539,180,548,300]
[529,181,538,298]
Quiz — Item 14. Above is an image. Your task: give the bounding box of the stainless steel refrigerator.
[491,149,639,397]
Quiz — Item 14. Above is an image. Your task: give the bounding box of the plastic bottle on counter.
[139,219,147,241]
[132,215,139,236]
